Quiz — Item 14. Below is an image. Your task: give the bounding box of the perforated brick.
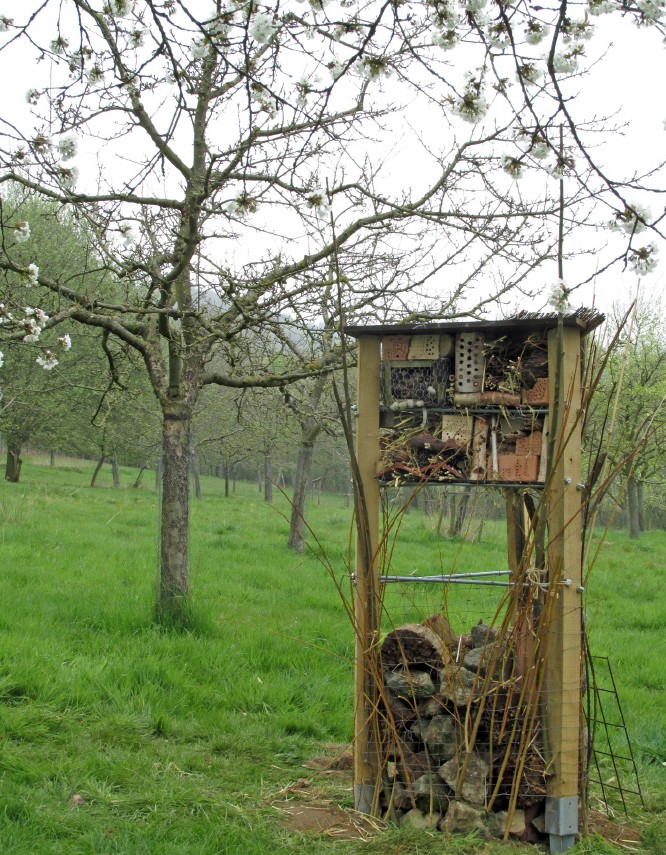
[515,455,540,481]
[382,335,410,361]
[522,376,549,405]
[455,332,485,393]
[516,432,543,455]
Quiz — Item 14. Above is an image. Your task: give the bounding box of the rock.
[424,715,458,761]
[420,695,446,717]
[396,748,431,785]
[439,666,479,706]
[471,621,499,649]
[399,808,441,830]
[443,800,485,833]
[422,613,456,647]
[531,811,546,833]
[386,782,414,812]
[438,753,489,806]
[385,667,436,699]
[496,808,526,836]
[412,773,449,811]
[462,645,487,674]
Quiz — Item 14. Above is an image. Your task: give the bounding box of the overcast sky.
[1,4,664,318]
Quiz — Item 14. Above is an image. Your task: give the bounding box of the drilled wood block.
[455,332,485,393]
[538,416,549,482]
[470,417,488,481]
[516,432,543,455]
[522,376,549,405]
[382,335,411,361]
[441,414,473,445]
[408,334,439,360]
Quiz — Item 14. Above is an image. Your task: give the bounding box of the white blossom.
[250,13,276,44]
[636,0,665,22]
[0,350,3,368]
[518,63,541,85]
[34,308,49,325]
[525,20,548,44]
[610,204,650,234]
[463,0,486,14]
[57,333,72,351]
[327,60,345,81]
[547,279,571,312]
[25,89,40,105]
[434,28,459,50]
[59,165,79,190]
[306,187,329,211]
[192,39,209,60]
[106,0,133,17]
[629,243,658,275]
[502,155,523,179]
[58,135,77,161]
[36,352,59,371]
[563,20,595,42]
[26,263,39,286]
[452,81,488,124]
[552,52,579,74]
[14,222,30,243]
[50,36,69,54]
[0,16,13,32]
[530,137,550,159]
[119,221,137,247]
[588,0,616,15]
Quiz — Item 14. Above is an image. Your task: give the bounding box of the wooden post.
[353,335,381,814]
[545,325,583,853]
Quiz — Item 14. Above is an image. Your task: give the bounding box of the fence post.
[545,325,583,853]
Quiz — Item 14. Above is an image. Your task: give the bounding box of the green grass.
[0,455,664,854]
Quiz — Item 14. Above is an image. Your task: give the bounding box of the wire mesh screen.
[586,655,644,816]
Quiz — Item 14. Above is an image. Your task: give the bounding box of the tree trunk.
[91,454,106,487]
[264,452,273,503]
[4,444,22,483]
[224,463,230,497]
[637,480,646,532]
[49,449,55,467]
[112,448,120,488]
[626,474,640,539]
[134,464,149,488]
[288,440,315,553]
[257,468,262,493]
[159,410,191,618]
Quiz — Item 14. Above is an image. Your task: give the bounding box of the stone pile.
[378,617,548,842]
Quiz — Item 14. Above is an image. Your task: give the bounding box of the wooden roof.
[345,308,605,338]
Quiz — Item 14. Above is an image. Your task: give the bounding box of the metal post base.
[549,834,577,853]
[545,796,578,853]
[354,782,375,814]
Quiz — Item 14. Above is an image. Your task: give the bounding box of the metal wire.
[587,655,644,816]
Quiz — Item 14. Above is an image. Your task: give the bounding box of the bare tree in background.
[0,0,664,622]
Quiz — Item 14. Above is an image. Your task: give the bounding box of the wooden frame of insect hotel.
[345,310,604,853]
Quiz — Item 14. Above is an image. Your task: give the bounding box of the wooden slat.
[545,325,583,801]
[353,336,381,813]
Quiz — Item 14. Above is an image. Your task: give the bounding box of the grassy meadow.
[0,455,664,854]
